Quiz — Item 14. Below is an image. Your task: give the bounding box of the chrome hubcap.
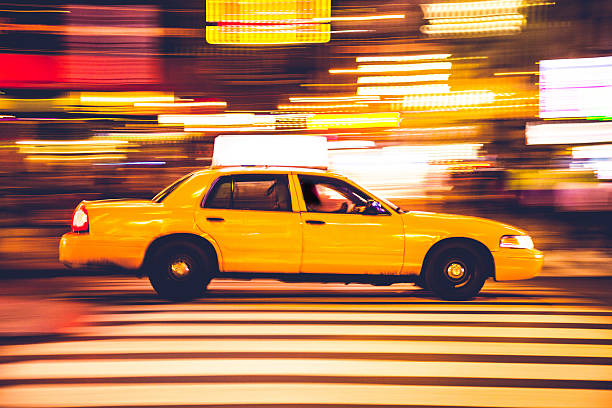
[170,260,190,278]
[446,262,465,280]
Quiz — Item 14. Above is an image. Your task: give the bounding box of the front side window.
[203,174,291,211]
[298,175,388,214]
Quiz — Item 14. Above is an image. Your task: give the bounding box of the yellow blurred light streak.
[133,101,227,108]
[494,71,539,76]
[307,113,400,130]
[329,69,359,74]
[312,14,404,22]
[402,90,496,108]
[16,140,128,146]
[158,113,256,126]
[24,154,127,162]
[421,0,525,19]
[355,99,404,104]
[358,84,450,96]
[422,16,525,36]
[94,132,192,142]
[289,96,379,102]
[356,54,451,63]
[356,62,452,73]
[184,126,275,132]
[430,15,525,24]
[277,104,365,110]
[300,83,357,87]
[357,74,450,84]
[80,93,174,105]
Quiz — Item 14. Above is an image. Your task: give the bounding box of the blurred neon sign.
[205,0,331,44]
[539,56,612,119]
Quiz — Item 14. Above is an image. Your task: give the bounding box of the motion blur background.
[0,0,611,273]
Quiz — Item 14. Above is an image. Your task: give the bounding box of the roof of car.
[193,166,342,177]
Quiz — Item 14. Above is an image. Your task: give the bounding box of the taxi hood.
[401,210,528,251]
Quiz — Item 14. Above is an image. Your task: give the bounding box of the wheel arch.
[419,237,495,279]
[142,233,220,275]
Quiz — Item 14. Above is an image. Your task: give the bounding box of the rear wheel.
[425,245,488,300]
[147,241,213,301]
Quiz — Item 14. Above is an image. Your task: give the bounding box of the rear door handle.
[206,217,225,222]
[305,220,325,225]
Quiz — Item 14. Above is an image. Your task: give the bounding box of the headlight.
[500,235,534,249]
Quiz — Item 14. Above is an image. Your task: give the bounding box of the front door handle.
[305,220,325,225]
[206,217,225,222]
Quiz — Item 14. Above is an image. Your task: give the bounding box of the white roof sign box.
[212,134,329,169]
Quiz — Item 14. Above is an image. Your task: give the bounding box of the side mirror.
[363,200,386,215]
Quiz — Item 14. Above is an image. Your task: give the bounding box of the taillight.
[72,205,89,233]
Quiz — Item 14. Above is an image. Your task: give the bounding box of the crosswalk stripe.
[1,383,610,408]
[98,302,612,313]
[3,339,611,359]
[82,311,612,324]
[3,359,611,381]
[68,322,612,339]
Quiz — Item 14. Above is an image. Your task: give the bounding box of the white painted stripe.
[83,311,612,324]
[3,339,611,359]
[98,302,611,313]
[0,384,610,408]
[4,359,612,381]
[69,323,612,339]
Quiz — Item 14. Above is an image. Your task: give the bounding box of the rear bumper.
[493,248,544,281]
[59,232,144,270]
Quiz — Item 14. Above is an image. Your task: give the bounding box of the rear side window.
[203,174,291,211]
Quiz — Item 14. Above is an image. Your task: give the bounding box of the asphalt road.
[1,276,611,408]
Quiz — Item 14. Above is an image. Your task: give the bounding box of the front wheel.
[425,245,488,300]
[147,241,212,301]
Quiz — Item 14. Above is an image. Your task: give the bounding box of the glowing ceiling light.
[356,54,451,63]
[358,84,450,96]
[356,62,452,73]
[357,74,450,84]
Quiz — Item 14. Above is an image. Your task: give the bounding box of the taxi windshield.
[152,173,194,203]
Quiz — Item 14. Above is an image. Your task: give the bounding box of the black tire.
[424,244,488,301]
[414,275,429,290]
[147,241,213,301]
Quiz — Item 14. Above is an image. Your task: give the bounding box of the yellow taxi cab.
[60,136,543,301]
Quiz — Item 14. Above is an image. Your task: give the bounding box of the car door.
[295,174,405,275]
[196,173,302,273]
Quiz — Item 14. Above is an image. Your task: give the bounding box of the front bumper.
[492,248,544,281]
[59,232,144,270]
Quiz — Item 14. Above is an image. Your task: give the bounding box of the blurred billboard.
[205,0,331,44]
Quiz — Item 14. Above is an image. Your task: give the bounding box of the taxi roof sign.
[212,134,328,169]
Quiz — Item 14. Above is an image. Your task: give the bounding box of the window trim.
[297,174,391,216]
[201,173,293,212]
